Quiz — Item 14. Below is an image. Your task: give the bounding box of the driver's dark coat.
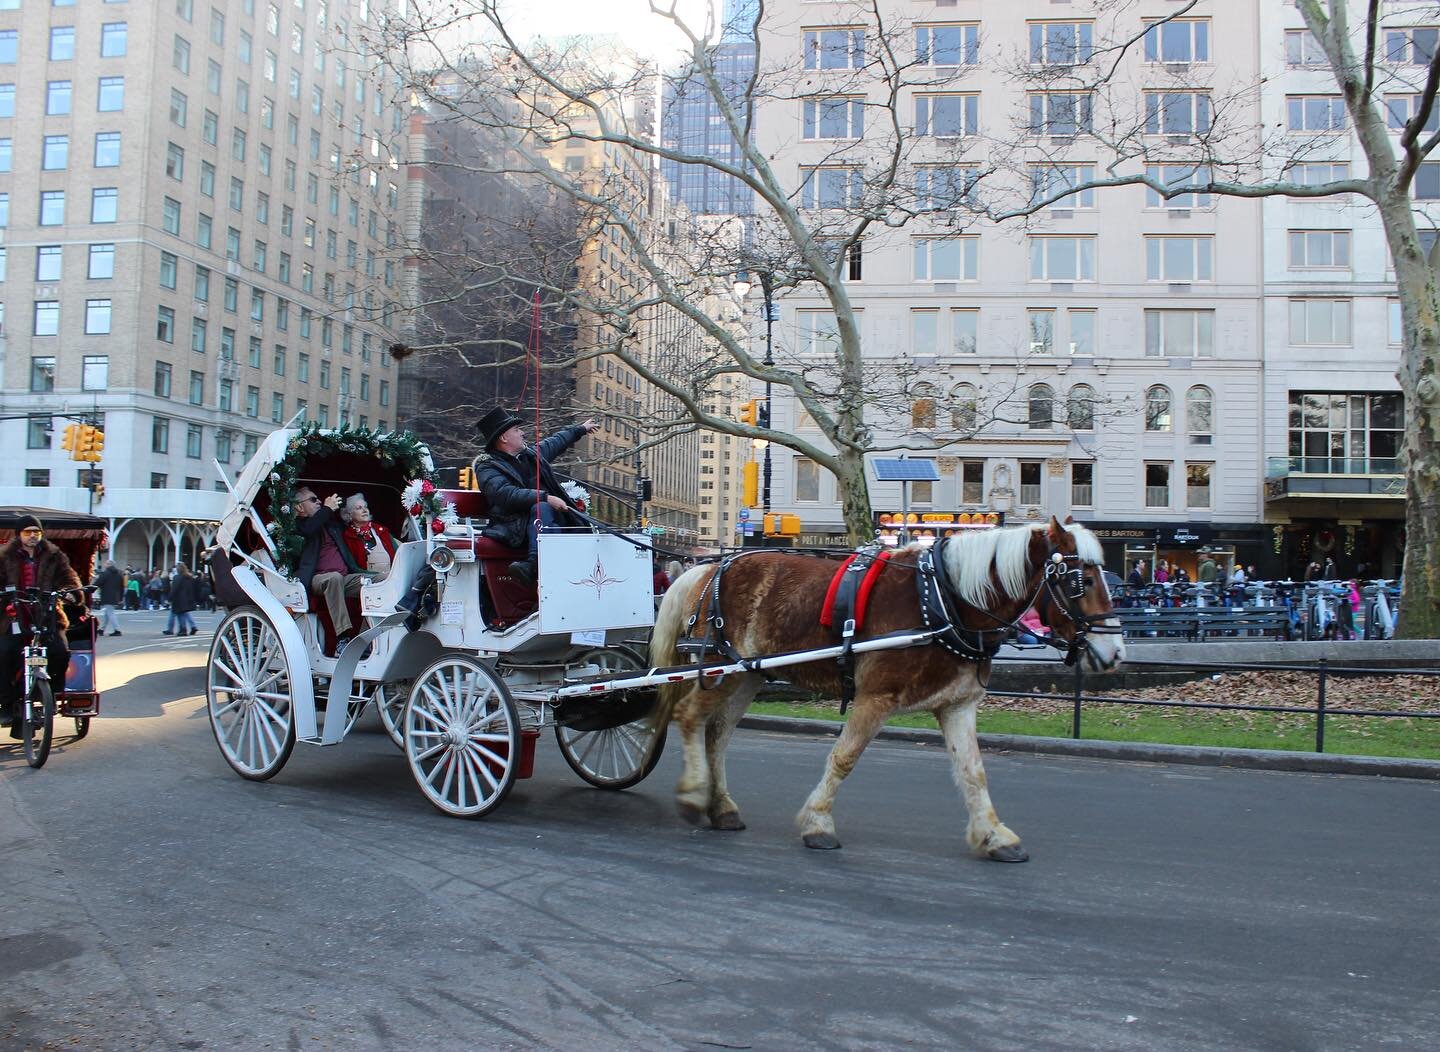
[476,425,587,548]
[0,537,82,632]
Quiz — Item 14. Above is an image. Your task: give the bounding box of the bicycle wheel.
[22,678,55,769]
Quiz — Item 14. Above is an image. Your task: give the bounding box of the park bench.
[1195,607,1292,641]
[1115,607,1201,641]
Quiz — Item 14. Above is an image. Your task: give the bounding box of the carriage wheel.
[73,716,91,739]
[22,679,55,769]
[375,678,413,749]
[555,645,666,791]
[207,607,297,781]
[405,656,519,818]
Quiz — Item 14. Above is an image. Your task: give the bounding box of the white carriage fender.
[226,563,320,741]
[322,611,409,745]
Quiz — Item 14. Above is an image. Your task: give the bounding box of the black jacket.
[169,573,199,614]
[476,425,587,548]
[93,564,125,606]
[295,505,361,589]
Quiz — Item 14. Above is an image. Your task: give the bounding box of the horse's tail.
[648,563,711,732]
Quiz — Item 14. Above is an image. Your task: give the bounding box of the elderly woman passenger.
[340,492,397,579]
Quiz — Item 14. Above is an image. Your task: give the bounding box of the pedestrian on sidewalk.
[163,565,199,636]
[91,558,125,636]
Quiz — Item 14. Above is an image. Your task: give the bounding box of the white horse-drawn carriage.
[204,424,670,817]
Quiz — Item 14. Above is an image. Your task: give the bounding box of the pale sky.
[494,0,715,61]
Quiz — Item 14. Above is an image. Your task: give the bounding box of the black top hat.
[476,406,522,449]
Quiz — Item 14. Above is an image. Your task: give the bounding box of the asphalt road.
[2,613,1438,1051]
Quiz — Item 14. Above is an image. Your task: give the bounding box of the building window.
[270,393,284,422]
[26,470,50,488]
[191,318,206,355]
[1068,385,1095,431]
[915,93,978,137]
[42,135,68,171]
[30,356,57,391]
[1019,462,1042,506]
[1288,392,1404,472]
[215,430,232,463]
[84,299,112,334]
[1071,462,1094,508]
[1145,236,1213,281]
[1286,29,1328,67]
[916,23,978,66]
[911,382,938,429]
[1144,309,1214,358]
[202,109,218,145]
[46,80,71,115]
[1187,385,1214,446]
[1030,164,1095,209]
[1145,463,1170,508]
[33,302,60,337]
[0,137,9,171]
[1186,464,1211,509]
[173,35,191,73]
[218,379,233,412]
[913,236,978,280]
[947,308,979,355]
[951,383,978,431]
[800,166,863,209]
[1143,17,1209,62]
[156,361,173,398]
[1390,299,1403,345]
[1030,20,1093,64]
[91,130,120,168]
[26,417,52,450]
[1288,230,1351,269]
[911,310,939,359]
[1029,236,1094,280]
[0,84,11,118]
[100,22,127,57]
[51,26,76,61]
[1027,92,1092,135]
[803,27,865,70]
[186,423,202,458]
[1145,385,1173,432]
[1385,93,1440,134]
[1289,298,1352,345]
[1385,25,1438,64]
[1067,308,1096,356]
[795,458,820,502]
[91,187,118,223]
[298,352,309,383]
[36,245,63,282]
[157,305,175,343]
[0,31,15,64]
[81,355,108,391]
[1027,308,1054,354]
[194,265,210,301]
[796,309,842,354]
[1286,95,1346,132]
[1028,384,1054,429]
[152,417,170,454]
[159,252,178,289]
[1144,92,1211,135]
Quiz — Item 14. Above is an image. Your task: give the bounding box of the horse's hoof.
[676,801,707,827]
[710,812,746,831]
[802,832,842,850]
[986,843,1029,863]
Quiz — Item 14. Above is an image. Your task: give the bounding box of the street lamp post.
[759,271,774,517]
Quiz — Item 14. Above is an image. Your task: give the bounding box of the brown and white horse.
[648,517,1123,861]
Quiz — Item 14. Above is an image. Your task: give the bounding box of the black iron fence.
[988,655,1440,754]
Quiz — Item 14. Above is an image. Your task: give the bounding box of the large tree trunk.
[834,449,874,546]
[1383,201,1440,638]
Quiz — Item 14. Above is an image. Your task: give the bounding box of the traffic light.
[458,466,476,490]
[738,399,758,426]
[742,462,758,507]
[61,423,80,453]
[638,477,653,502]
[763,513,801,537]
[74,424,105,463]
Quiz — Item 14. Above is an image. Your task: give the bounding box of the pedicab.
[0,507,105,765]
[204,424,672,816]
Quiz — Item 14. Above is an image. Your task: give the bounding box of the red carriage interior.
[436,489,538,627]
[0,508,104,713]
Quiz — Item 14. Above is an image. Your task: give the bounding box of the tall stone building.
[0,0,407,569]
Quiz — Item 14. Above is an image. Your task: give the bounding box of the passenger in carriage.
[474,406,600,585]
[339,493,396,579]
[293,486,365,648]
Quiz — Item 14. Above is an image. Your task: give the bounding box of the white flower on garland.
[438,500,459,529]
[266,521,280,534]
[400,479,424,510]
[561,480,589,505]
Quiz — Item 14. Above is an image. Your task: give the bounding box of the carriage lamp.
[427,545,457,575]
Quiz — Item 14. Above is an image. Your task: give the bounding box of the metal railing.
[989,654,1440,754]
[1266,455,1402,477]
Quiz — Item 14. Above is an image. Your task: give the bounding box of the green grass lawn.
[748,699,1440,760]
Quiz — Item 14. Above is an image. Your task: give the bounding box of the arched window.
[1028,383,1054,429]
[1067,383,1095,430]
[1145,384,1173,432]
[1187,385,1213,445]
[950,382,978,431]
[911,382,937,430]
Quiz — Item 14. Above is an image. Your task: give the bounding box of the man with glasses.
[0,515,81,738]
[293,486,364,652]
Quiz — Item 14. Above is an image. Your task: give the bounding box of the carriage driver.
[293,486,365,651]
[0,515,82,739]
[474,406,599,585]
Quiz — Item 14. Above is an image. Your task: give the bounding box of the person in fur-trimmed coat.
[0,515,82,736]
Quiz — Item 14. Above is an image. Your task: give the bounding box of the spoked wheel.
[555,645,666,790]
[207,607,296,781]
[22,679,55,769]
[376,678,413,749]
[73,716,91,739]
[405,656,520,818]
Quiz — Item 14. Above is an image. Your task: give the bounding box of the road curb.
[738,714,1440,780]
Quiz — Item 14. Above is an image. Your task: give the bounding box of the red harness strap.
[819,550,893,630]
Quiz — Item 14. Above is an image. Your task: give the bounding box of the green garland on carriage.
[262,422,451,576]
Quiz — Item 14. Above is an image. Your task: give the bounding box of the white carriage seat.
[252,548,310,616]
[359,539,426,618]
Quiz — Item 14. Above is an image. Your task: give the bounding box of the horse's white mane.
[938,522,1104,606]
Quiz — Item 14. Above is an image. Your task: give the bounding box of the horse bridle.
[1040,550,1124,666]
